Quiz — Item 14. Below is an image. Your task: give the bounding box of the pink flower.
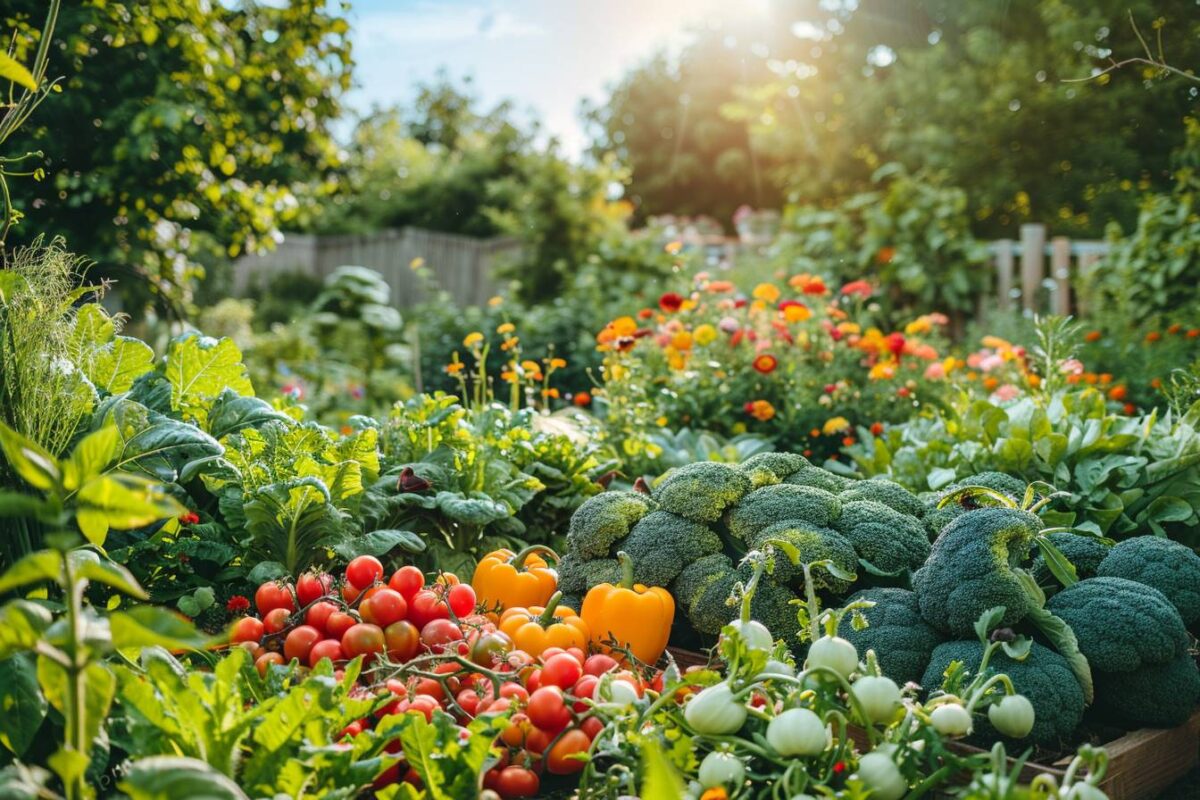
[966,352,984,369]
[924,362,946,380]
[718,316,740,333]
[992,384,1020,402]
[1059,358,1085,376]
[979,354,1005,373]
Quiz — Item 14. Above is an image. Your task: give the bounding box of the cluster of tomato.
[228,555,663,799]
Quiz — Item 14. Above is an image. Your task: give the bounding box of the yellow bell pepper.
[581,551,674,665]
[498,592,590,657]
[471,544,559,612]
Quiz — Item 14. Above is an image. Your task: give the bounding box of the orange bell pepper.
[498,592,590,657]
[581,551,674,665]
[472,545,559,612]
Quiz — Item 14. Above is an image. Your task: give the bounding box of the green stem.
[510,544,558,571]
[61,554,87,800]
[615,550,634,590]
[537,591,563,627]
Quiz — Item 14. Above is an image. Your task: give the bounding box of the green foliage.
[1029,531,1109,587]
[746,522,857,592]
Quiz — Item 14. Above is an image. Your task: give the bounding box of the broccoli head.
[840,479,926,519]
[922,640,1084,745]
[946,472,1028,501]
[924,473,1029,539]
[556,552,587,594]
[566,491,655,559]
[671,553,734,612]
[747,521,857,593]
[1093,654,1200,728]
[833,500,930,576]
[784,465,855,493]
[621,510,723,587]
[1046,577,1188,673]
[652,461,752,522]
[841,588,944,687]
[911,507,1042,637]
[922,505,963,541]
[685,564,799,642]
[1096,536,1200,626]
[725,484,842,541]
[738,451,811,488]
[1030,532,1110,587]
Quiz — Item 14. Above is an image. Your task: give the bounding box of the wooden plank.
[994,239,1015,313]
[1051,236,1072,316]
[1020,224,1046,313]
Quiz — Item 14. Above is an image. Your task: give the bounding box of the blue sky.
[346,0,740,156]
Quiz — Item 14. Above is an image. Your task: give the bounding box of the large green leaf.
[162,334,253,426]
[119,757,249,800]
[70,305,156,395]
[242,477,347,574]
[331,529,425,560]
[110,606,210,652]
[0,601,53,658]
[37,659,116,753]
[206,390,293,439]
[75,473,184,545]
[68,550,148,600]
[434,492,510,526]
[64,426,121,489]
[0,422,61,492]
[0,653,48,757]
[98,399,224,483]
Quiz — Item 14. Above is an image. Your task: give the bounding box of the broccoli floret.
[725,484,842,541]
[911,507,1042,637]
[1046,577,1188,673]
[685,566,799,642]
[1030,532,1110,587]
[785,465,855,493]
[833,500,930,576]
[672,553,734,611]
[558,592,584,614]
[652,461,752,523]
[579,558,623,589]
[922,640,1084,746]
[556,552,587,594]
[738,452,810,488]
[925,473,1030,540]
[946,472,1028,501]
[621,511,722,586]
[841,588,944,686]
[742,574,801,643]
[1096,536,1200,626]
[923,505,963,541]
[840,479,926,519]
[1093,654,1200,728]
[747,521,857,593]
[566,491,655,559]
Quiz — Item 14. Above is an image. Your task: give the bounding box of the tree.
[3,0,353,313]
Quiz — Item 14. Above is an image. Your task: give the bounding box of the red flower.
[832,761,847,774]
[658,292,684,313]
[637,308,654,320]
[179,511,200,526]
[840,280,873,299]
[886,332,906,357]
[573,391,592,407]
[870,421,884,436]
[752,354,778,374]
[226,595,251,614]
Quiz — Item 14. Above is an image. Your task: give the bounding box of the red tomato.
[255,651,284,676]
[341,583,362,604]
[283,625,321,663]
[308,638,344,666]
[341,623,385,659]
[305,600,338,633]
[230,616,264,644]
[546,728,590,775]
[580,715,603,739]
[414,677,446,702]
[572,675,598,712]
[255,582,295,616]
[408,590,449,629]
[325,611,356,640]
[540,653,583,690]
[262,607,291,634]
[384,620,421,662]
[500,712,530,747]
[388,565,425,599]
[339,720,364,739]
[455,688,481,718]
[583,654,619,677]
[420,618,464,651]
[407,694,439,722]
[524,726,553,755]
[470,630,513,667]
[526,686,571,732]
[494,766,539,798]
[525,669,542,693]
[345,555,384,590]
[447,583,476,617]
[566,647,586,664]
[541,647,567,661]
[499,682,530,704]
[296,572,334,606]
[361,588,408,627]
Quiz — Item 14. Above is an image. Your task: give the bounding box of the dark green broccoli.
[924,472,1029,539]
[841,588,944,686]
[685,565,799,641]
[725,484,842,541]
[922,640,1084,745]
[946,472,1028,501]
[1030,532,1110,587]
[784,465,855,493]
[652,461,752,522]
[747,521,857,593]
[840,479,926,519]
[671,553,734,612]
[1093,654,1200,728]
[922,505,963,541]
[911,507,1042,637]
[556,552,587,594]
[621,511,722,587]
[738,451,810,488]
[833,500,930,576]
[1096,536,1200,626]
[566,491,655,559]
[1046,577,1188,673]
[558,592,584,614]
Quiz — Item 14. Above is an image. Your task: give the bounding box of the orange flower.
[1084,330,1102,343]
[752,283,781,303]
[500,337,519,351]
[744,399,776,421]
[700,789,729,800]
[1188,329,1200,339]
[1108,385,1128,401]
[707,280,735,293]
[752,354,778,374]
[779,300,811,323]
[876,246,896,264]
[1124,403,1136,415]
[870,421,884,436]
[542,387,560,398]
[842,436,856,447]
[637,308,654,320]
[840,280,872,299]
[1150,377,1162,390]
[573,391,592,407]
[445,362,465,375]
[1168,323,1182,335]
[1145,331,1161,343]
[670,331,694,351]
[497,322,516,335]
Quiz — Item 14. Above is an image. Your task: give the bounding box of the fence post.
[1019,224,1046,313]
[994,240,1014,313]
[1051,236,1072,316]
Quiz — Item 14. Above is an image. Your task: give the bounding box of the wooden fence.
[231,228,523,308]
[987,224,1109,317]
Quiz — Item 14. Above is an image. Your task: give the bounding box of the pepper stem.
[538,591,563,627]
[616,550,635,590]
[510,544,558,571]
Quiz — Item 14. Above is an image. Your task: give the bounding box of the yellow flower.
[487,295,504,307]
[783,303,811,323]
[731,422,747,434]
[444,362,464,375]
[670,331,694,351]
[981,335,1011,350]
[667,351,688,370]
[462,332,484,348]
[409,256,425,270]
[542,387,560,398]
[500,336,519,351]
[609,363,628,381]
[869,360,896,380]
[822,416,851,435]
[664,240,683,255]
[693,323,718,346]
[520,359,541,373]
[837,322,862,335]
[656,415,669,426]
[500,369,518,383]
[905,316,932,335]
[752,283,781,303]
[547,357,567,369]
[497,322,516,335]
